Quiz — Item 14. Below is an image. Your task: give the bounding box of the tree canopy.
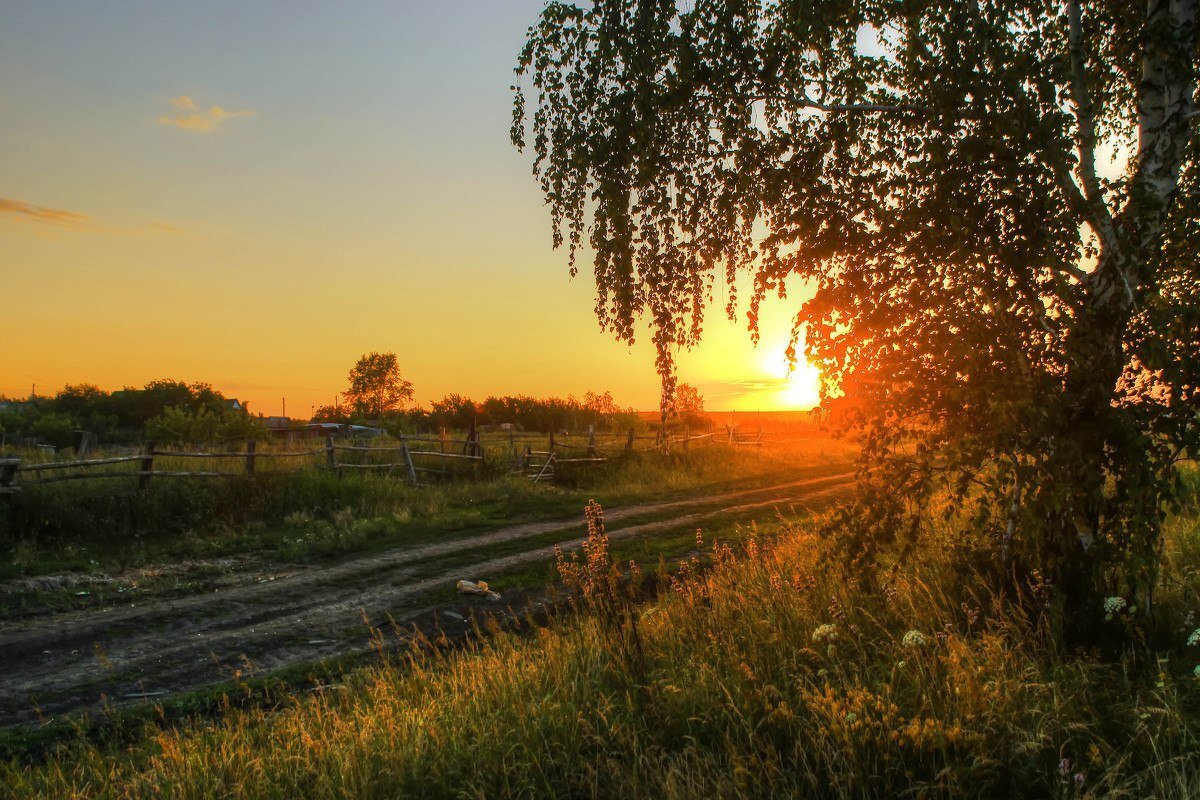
[344,352,414,419]
[514,0,1199,613]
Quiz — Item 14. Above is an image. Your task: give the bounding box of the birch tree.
[513,0,1199,615]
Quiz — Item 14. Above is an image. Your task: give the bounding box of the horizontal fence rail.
[0,424,771,493]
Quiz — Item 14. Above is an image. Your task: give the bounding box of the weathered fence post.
[548,430,556,454]
[683,425,690,453]
[139,441,155,489]
[0,458,20,500]
[587,425,597,457]
[440,427,447,454]
[626,428,635,454]
[325,433,337,473]
[244,439,257,476]
[401,441,418,487]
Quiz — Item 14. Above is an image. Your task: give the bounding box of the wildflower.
[812,624,838,644]
[1193,665,1200,677]
[902,630,927,648]
[1075,773,1086,788]
[1103,596,1126,621]
[1058,758,1072,780]
[1187,628,1200,647]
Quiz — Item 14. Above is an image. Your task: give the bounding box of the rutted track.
[0,472,854,728]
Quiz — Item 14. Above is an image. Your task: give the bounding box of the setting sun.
[764,348,822,411]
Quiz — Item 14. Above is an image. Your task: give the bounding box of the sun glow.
[764,350,822,410]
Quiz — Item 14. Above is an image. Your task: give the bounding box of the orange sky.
[0,2,821,415]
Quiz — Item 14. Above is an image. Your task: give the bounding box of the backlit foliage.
[513,0,1200,614]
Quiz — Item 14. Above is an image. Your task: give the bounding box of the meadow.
[3,453,1198,798]
[0,424,854,581]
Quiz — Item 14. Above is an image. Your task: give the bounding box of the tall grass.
[7,481,1199,798]
[1,437,855,577]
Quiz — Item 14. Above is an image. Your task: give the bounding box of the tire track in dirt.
[0,472,854,727]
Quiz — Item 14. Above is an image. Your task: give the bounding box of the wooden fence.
[0,424,765,494]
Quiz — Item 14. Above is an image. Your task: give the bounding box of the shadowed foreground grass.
[6,483,1200,798]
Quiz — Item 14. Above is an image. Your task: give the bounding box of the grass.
[1,434,854,580]
[6,473,1200,798]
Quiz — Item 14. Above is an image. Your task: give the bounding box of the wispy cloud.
[0,198,93,230]
[158,95,255,134]
[1,198,181,238]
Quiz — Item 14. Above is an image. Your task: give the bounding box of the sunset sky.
[0,1,819,415]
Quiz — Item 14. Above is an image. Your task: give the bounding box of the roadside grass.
[0,437,854,580]
[0,508,801,765]
[7,476,1200,799]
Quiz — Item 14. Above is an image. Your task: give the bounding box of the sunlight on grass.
[7,481,1199,799]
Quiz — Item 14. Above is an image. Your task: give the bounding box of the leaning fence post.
[245,439,257,476]
[325,433,337,472]
[139,441,155,489]
[401,441,418,487]
[626,428,635,454]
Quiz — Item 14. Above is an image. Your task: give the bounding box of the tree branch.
[752,92,923,114]
[1066,0,1119,251]
[692,91,921,115]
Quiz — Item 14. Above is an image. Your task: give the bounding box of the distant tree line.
[0,380,263,450]
[314,389,647,435]
[310,352,703,434]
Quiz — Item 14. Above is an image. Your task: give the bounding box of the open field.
[0,470,853,730]
[5,467,1199,799]
[0,427,854,580]
[0,432,856,748]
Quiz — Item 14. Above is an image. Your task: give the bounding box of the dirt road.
[0,472,853,728]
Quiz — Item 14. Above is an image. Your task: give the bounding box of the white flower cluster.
[1103,596,1127,620]
[902,630,927,648]
[811,623,838,644]
[1188,628,1200,647]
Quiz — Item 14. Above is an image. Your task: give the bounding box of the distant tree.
[672,384,706,428]
[430,394,479,430]
[311,404,349,423]
[145,406,265,446]
[344,353,414,419]
[53,384,108,417]
[514,0,1200,619]
[582,390,620,417]
[31,412,76,450]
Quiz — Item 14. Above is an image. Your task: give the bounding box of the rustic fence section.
[0,425,769,493]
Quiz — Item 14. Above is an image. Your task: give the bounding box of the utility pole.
[282,397,286,418]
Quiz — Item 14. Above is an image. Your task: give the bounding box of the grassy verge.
[1,439,853,579]
[0,509,797,764]
[7,480,1200,798]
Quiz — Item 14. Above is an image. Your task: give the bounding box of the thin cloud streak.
[0,198,93,229]
[158,95,255,134]
[0,198,182,237]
